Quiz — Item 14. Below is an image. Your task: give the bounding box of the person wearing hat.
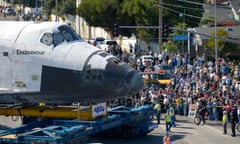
[222,110,228,134]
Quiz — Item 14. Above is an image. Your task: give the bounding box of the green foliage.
[77,0,203,40]
[58,0,76,15]
[162,40,177,52]
[162,0,203,27]
[206,29,237,57]
[200,16,214,26]
[171,22,188,35]
[78,0,120,30]
[166,22,188,52]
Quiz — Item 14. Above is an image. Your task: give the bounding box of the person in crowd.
[237,102,240,125]
[154,101,161,124]
[212,99,219,121]
[169,104,176,127]
[196,99,208,125]
[222,110,228,134]
[165,106,172,132]
[158,52,163,64]
[230,104,238,137]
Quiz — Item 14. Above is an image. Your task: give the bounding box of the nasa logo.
[94,105,105,114]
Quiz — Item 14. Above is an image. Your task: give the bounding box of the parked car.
[3,8,16,16]
[98,40,118,51]
[140,55,153,66]
[159,64,174,75]
[98,40,122,56]
[88,37,105,48]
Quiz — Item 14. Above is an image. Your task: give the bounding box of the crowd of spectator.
[116,47,240,135]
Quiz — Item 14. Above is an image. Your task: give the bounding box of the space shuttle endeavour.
[0,21,144,105]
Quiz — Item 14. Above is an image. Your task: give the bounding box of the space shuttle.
[0,21,144,105]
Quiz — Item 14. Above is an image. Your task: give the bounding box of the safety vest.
[222,113,227,123]
[166,114,171,123]
[170,107,175,116]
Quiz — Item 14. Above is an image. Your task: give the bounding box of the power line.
[156,4,205,20]
[118,26,240,45]
[177,0,231,8]
[155,1,205,11]
[172,27,240,45]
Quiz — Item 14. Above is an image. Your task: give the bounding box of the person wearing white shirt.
[238,104,240,124]
[158,52,163,64]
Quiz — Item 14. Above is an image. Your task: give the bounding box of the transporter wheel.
[123,126,133,139]
[236,123,240,133]
[194,115,201,125]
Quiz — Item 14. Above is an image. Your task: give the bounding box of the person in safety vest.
[169,104,176,127]
[165,106,171,132]
[154,102,161,124]
[222,110,228,134]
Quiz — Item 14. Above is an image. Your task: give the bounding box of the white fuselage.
[0,21,143,104]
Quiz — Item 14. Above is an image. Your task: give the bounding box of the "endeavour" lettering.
[16,49,45,55]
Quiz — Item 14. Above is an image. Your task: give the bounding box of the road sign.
[173,35,188,41]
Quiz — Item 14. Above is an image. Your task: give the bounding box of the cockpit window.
[52,25,82,47]
[58,25,81,41]
[53,32,64,46]
[40,33,53,46]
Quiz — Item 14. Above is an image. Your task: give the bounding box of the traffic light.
[162,24,169,41]
[113,23,119,37]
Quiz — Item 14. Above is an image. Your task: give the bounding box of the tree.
[206,29,237,57]
[121,0,158,40]
[160,0,203,27]
[162,22,188,53]
[78,0,120,30]
[58,0,76,15]
[162,40,177,53]
[77,0,203,40]
[200,16,214,26]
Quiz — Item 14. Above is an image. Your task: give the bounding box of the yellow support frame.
[0,105,107,121]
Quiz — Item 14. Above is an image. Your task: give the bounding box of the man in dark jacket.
[197,100,208,125]
[230,105,238,137]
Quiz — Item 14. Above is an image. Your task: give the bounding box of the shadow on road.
[175,126,194,129]
[89,135,165,144]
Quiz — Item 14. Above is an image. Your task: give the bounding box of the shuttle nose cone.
[128,72,144,93]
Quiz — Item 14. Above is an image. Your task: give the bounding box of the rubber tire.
[123,126,133,139]
[194,116,201,125]
[236,123,240,133]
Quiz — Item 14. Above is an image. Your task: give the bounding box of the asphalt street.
[88,115,240,144]
[0,114,239,144]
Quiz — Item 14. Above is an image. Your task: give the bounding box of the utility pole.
[214,0,218,73]
[76,0,81,34]
[22,0,25,18]
[158,0,163,52]
[55,0,59,21]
